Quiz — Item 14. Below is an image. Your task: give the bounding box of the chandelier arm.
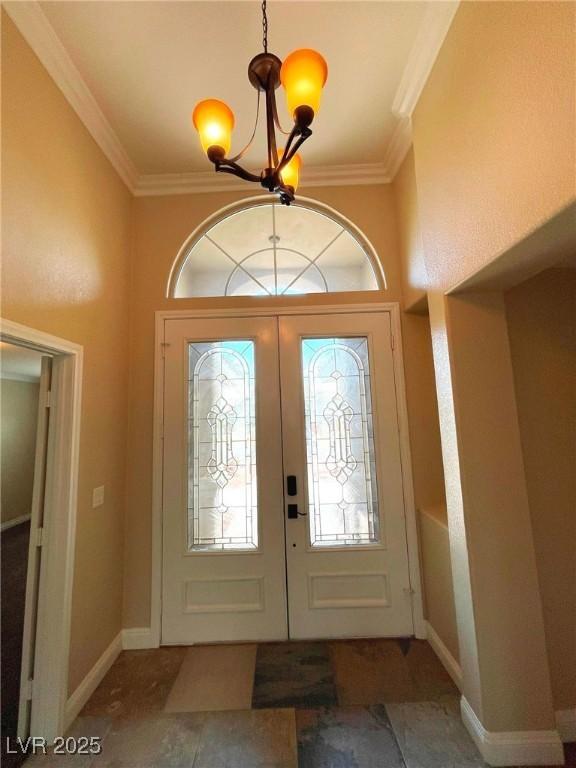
[276,129,312,175]
[228,90,261,163]
[215,160,262,184]
[271,94,292,137]
[276,124,298,168]
[265,86,279,169]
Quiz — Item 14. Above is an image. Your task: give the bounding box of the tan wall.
[407,0,575,733]
[393,148,427,311]
[400,313,445,514]
[1,17,132,693]
[1,379,40,524]
[419,507,459,663]
[505,268,576,712]
[393,148,451,657]
[413,0,575,293]
[125,185,404,627]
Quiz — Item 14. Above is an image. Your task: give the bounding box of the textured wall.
[413,1,575,293]
[2,16,132,693]
[505,268,576,712]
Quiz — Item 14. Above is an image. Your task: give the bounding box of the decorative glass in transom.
[174,202,380,298]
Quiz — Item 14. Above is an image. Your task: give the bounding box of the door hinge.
[160,342,170,358]
[404,586,415,598]
[35,527,45,547]
[45,390,52,408]
[391,334,395,351]
[23,678,34,701]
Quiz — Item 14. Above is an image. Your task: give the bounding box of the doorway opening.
[0,320,83,747]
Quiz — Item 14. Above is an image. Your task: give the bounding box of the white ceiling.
[7,1,459,193]
[40,0,426,175]
[0,342,44,381]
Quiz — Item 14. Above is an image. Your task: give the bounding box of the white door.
[279,313,413,639]
[162,316,288,643]
[161,311,413,643]
[18,356,52,737]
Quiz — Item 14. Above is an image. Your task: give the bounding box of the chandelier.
[192,0,327,206]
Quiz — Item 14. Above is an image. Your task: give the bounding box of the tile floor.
[25,639,575,768]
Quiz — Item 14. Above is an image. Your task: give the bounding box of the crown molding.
[134,163,390,197]
[383,117,413,181]
[392,1,460,118]
[4,0,138,191]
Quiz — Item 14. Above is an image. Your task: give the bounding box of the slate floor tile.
[24,717,112,767]
[565,742,576,766]
[81,648,187,718]
[253,642,337,709]
[330,639,419,706]
[193,708,297,768]
[296,706,406,768]
[330,639,459,707]
[91,714,204,767]
[403,640,459,701]
[385,700,488,768]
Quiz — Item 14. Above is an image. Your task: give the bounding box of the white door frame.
[1,319,83,741]
[151,302,425,646]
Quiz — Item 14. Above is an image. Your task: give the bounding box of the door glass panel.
[301,337,380,547]
[188,340,258,551]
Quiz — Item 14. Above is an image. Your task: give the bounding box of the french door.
[161,311,414,644]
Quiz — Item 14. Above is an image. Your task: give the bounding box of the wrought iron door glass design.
[301,337,380,547]
[188,340,257,550]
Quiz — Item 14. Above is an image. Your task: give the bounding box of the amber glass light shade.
[280,49,328,118]
[279,151,301,190]
[192,99,235,156]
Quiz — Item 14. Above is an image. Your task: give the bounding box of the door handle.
[286,475,297,496]
[287,503,307,519]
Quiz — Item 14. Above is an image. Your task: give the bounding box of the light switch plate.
[92,485,105,508]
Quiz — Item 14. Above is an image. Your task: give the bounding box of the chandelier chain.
[262,0,268,53]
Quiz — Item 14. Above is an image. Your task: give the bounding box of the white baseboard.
[461,696,565,766]
[122,627,155,650]
[555,707,576,742]
[425,620,462,691]
[1,513,31,531]
[64,632,122,730]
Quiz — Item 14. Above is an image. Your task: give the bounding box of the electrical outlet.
[92,486,105,508]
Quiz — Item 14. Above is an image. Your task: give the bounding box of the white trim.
[392,1,460,118]
[3,1,137,191]
[157,303,398,321]
[388,304,426,638]
[0,319,83,742]
[64,632,122,731]
[135,163,390,197]
[150,314,165,648]
[382,117,413,182]
[555,708,576,742]
[1,514,32,532]
[425,620,462,690]
[151,302,425,644]
[122,627,156,650]
[460,696,564,767]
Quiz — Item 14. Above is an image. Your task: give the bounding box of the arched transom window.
[170,198,384,298]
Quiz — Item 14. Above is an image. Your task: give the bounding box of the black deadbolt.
[287,475,297,496]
